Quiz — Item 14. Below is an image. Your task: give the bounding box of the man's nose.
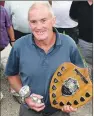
[36,22,43,29]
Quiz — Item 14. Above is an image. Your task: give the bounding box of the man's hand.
[25,93,45,112]
[62,105,77,113]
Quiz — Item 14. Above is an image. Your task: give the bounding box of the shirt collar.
[53,27,62,46]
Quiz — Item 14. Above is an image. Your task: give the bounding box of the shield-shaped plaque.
[49,62,92,109]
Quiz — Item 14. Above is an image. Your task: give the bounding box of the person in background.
[51,1,79,44]
[4,1,35,40]
[70,0,93,80]
[0,5,15,51]
[5,2,84,116]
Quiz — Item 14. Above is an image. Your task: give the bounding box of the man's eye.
[30,20,36,24]
[41,19,46,23]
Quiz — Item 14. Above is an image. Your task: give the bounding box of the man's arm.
[7,75,22,93]
[7,26,15,46]
[70,43,84,68]
[4,5,16,45]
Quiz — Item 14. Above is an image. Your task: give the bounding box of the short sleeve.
[5,46,19,76]
[4,7,12,28]
[70,45,84,68]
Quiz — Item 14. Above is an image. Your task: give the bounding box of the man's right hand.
[25,93,45,112]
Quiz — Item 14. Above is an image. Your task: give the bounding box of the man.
[5,2,84,116]
[4,1,52,104]
[70,0,93,79]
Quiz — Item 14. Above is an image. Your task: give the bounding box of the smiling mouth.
[36,31,45,35]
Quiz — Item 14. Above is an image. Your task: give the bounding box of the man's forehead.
[28,3,53,20]
[29,8,52,20]
[30,17,47,20]
[29,16,50,22]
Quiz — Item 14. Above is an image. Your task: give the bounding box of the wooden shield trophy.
[49,62,92,109]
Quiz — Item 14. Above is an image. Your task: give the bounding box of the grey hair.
[28,1,55,20]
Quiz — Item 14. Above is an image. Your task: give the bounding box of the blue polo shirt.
[5,29,84,113]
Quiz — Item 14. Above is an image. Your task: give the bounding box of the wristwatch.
[19,85,31,103]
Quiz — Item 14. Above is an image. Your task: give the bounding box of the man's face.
[28,5,56,41]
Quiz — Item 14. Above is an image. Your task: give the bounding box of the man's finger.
[31,93,43,99]
[32,105,45,112]
[62,105,77,113]
[69,106,77,112]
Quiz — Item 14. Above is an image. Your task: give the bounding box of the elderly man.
[5,2,84,116]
